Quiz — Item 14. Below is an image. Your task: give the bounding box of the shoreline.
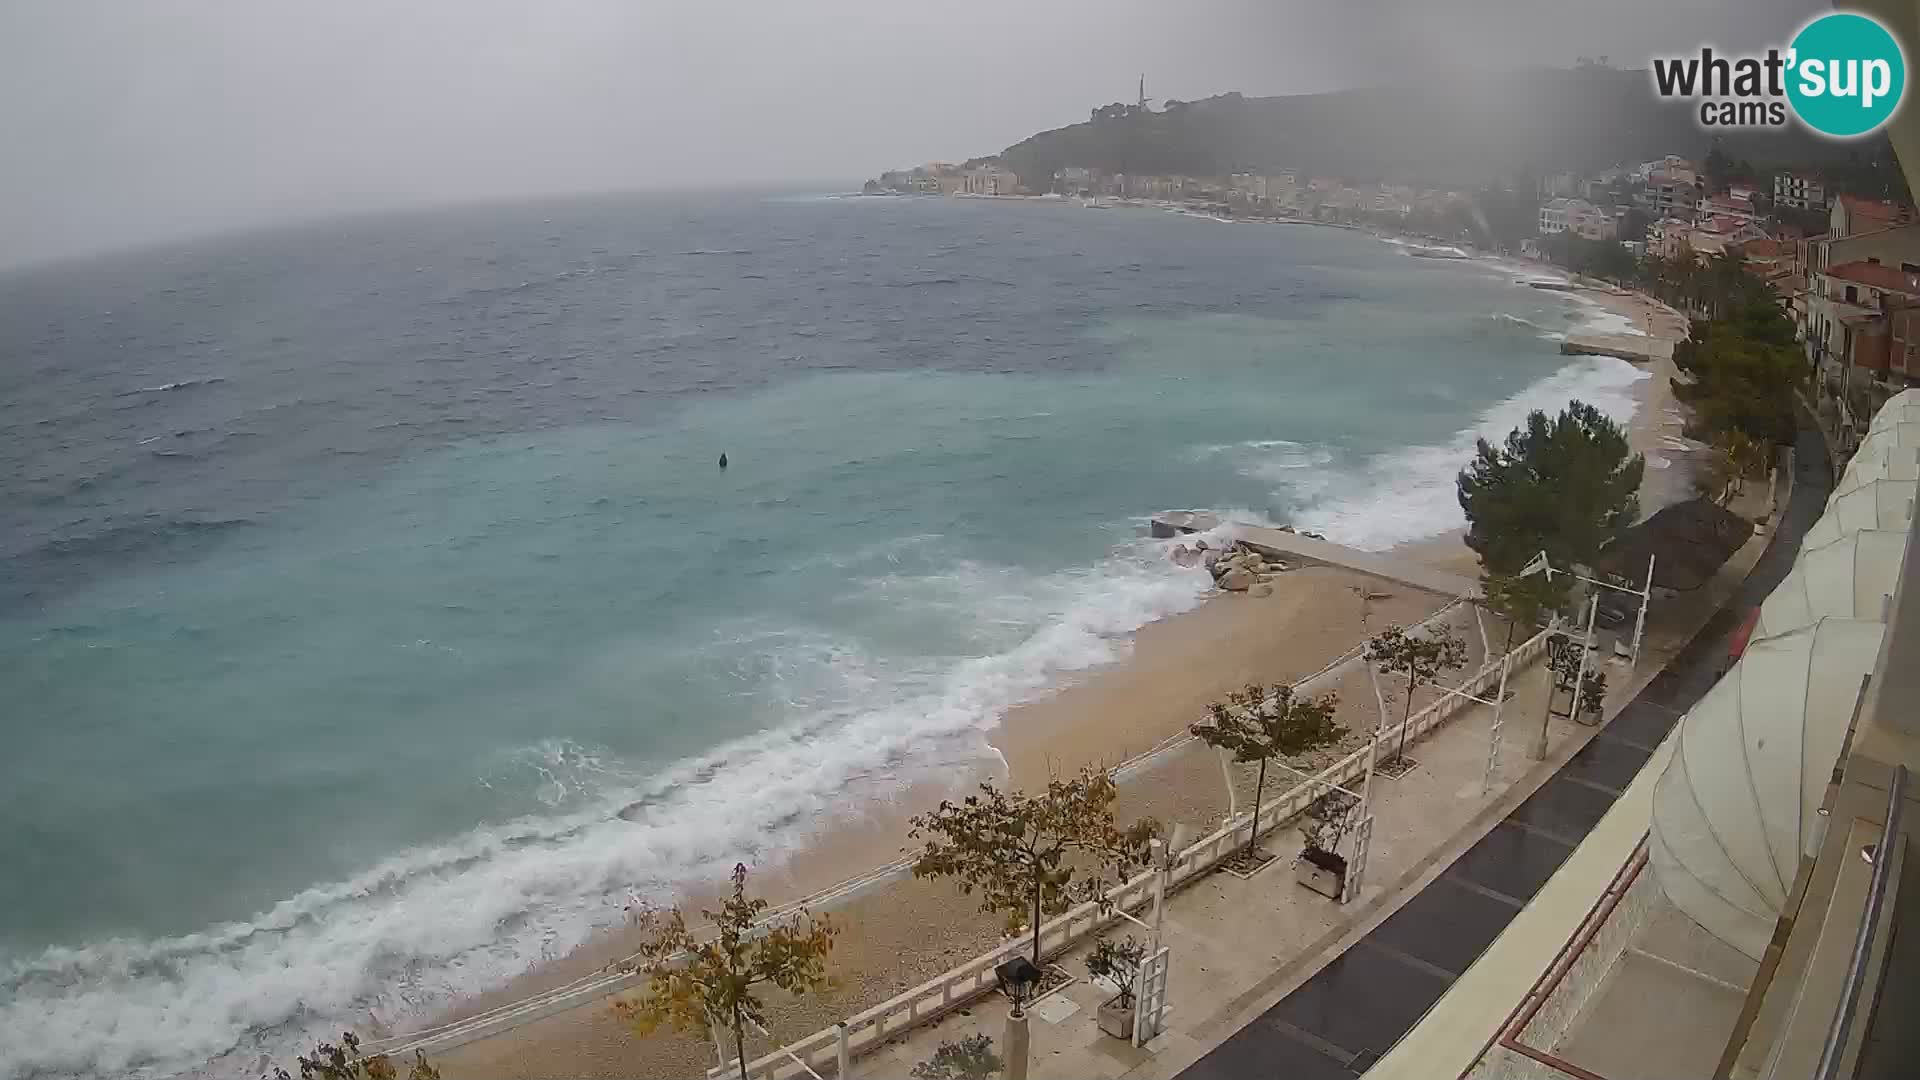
[408,246,1696,1079]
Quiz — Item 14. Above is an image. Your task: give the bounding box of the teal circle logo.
[1787,13,1906,137]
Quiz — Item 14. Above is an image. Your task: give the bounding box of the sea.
[0,191,1649,1079]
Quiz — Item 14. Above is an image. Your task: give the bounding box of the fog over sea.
[0,191,1647,1078]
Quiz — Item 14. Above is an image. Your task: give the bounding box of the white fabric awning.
[1867,389,1920,431]
[1650,618,1888,960]
[1756,530,1906,636]
[1836,438,1920,494]
[1804,479,1917,547]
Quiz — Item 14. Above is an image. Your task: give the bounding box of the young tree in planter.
[1365,625,1471,769]
[1301,788,1361,858]
[1085,935,1150,1038]
[1188,683,1343,863]
[910,767,1158,970]
[911,1034,1004,1080]
[1545,634,1610,723]
[614,864,837,1080]
[1457,401,1644,580]
[266,1032,440,1080]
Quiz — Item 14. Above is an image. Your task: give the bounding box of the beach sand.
[432,564,1445,1079]
[428,279,1695,1080]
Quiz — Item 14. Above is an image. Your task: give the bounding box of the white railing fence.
[711,627,1552,1080]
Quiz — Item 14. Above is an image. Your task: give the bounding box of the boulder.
[1170,544,1199,567]
[1250,582,1274,598]
[1245,560,1267,574]
[1220,567,1255,591]
[1202,549,1224,569]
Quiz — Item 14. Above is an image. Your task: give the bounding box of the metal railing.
[365,595,1490,1063]
[1813,764,1909,1080]
[711,629,1552,1080]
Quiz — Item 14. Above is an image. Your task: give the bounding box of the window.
[1847,285,1859,303]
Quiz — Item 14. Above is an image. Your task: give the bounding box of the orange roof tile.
[1826,259,1920,294]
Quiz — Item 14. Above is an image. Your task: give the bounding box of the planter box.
[1097,994,1138,1040]
[1296,847,1347,900]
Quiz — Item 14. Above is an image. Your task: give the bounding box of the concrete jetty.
[1561,331,1674,365]
[1150,512,1483,600]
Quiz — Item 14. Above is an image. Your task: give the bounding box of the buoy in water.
[718,453,729,469]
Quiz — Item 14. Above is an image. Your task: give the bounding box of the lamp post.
[994,956,1042,1080]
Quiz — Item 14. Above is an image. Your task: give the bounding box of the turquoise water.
[0,194,1647,1077]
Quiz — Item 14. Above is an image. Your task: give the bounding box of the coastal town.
[866,150,1920,445]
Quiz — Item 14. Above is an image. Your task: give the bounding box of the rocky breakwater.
[1169,538,1294,597]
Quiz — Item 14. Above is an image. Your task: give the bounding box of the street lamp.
[1518,549,1656,671]
[994,956,1042,1015]
[995,956,1042,1080]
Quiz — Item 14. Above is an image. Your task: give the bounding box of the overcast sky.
[0,0,1817,267]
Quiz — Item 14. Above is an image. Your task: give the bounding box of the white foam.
[1291,356,1651,551]
[1563,291,1649,338]
[0,538,1211,1080]
[1186,439,1337,496]
[1488,312,1565,341]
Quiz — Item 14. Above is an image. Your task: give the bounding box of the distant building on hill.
[1540,198,1615,241]
[962,164,1020,196]
[1773,172,1827,211]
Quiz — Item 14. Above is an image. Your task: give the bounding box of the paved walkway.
[1171,423,1831,1079]
[854,659,1564,1080]
[1561,332,1674,365]
[1232,525,1482,600]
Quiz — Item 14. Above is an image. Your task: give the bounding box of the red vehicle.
[1724,607,1762,675]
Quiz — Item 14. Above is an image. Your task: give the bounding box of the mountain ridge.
[989,67,1862,189]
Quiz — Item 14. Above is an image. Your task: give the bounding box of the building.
[1701,193,1757,224]
[1817,261,1920,393]
[1834,193,1918,239]
[1800,198,1920,374]
[961,164,1019,196]
[1566,202,1618,242]
[1053,167,1094,194]
[1636,166,1702,218]
[1775,171,1827,210]
[1646,217,1691,260]
[1538,198,1573,235]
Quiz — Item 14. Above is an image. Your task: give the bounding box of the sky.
[0,0,1819,267]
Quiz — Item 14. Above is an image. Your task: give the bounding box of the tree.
[615,864,837,1080]
[1364,625,1470,768]
[1457,401,1645,578]
[1481,569,1565,657]
[1188,683,1343,861]
[912,1034,1004,1080]
[910,768,1158,969]
[1302,788,1360,856]
[1672,297,1802,448]
[1085,935,1148,1009]
[265,1032,439,1080]
[1543,632,1610,744]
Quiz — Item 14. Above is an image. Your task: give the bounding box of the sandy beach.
[425,272,1694,1080]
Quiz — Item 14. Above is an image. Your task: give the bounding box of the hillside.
[996,67,1860,188]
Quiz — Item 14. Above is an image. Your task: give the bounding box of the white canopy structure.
[1857,420,1920,449]
[1755,530,1907,637]
[1867,389,1920,431]
[1650,618,1889,960]
[1836,436,1920,494]
[1803,479,1917,547]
